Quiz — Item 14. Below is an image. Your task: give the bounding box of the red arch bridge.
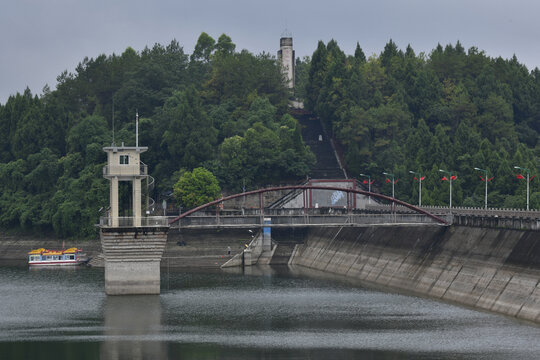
[165,185,451,229]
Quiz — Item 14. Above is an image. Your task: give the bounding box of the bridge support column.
[100,227,169,295]
[110,177,119,227]
[263,217,272,251]
[132,178,142,227]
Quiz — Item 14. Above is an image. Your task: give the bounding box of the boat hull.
[29,260,86,266]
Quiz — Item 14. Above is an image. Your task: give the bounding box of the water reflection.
[101,295,166,360]
[0,266,539,359]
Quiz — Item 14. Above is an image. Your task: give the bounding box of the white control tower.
[278,32,295,90]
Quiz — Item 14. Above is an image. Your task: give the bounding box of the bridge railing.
[365,204,540,218]
[169,213,453,228]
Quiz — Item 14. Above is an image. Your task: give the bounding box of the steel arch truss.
[169,185,449,225]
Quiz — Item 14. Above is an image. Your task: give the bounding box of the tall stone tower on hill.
[278,33,295,90]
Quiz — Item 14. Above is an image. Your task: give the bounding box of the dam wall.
[289,225,540,323]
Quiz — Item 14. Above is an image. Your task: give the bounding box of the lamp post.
[383,172,395,198]
[514,166,530,211]
[439,169,454,209]
[409,171,422,207]
[474,167,489,210]
[359,173,372,204]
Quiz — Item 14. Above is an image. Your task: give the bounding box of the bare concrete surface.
[290,225,540,324]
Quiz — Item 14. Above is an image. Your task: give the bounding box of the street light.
[514,166,530,211]
[383,172,395,198]
[409,170,423,207]
[474,167,489,210]
[359,173,372,204]
[439,169,454,209]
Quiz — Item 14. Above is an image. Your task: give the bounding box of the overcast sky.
[2,0,540,104]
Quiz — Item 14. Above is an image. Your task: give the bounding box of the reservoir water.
[0,265,539,359]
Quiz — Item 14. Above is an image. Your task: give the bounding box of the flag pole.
[409,171,422,207]
[514,166,530,211]
[474,167,488,210]
[359,173,371,204]
[439,169,454,210]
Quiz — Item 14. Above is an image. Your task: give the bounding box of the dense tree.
[0,33,316,238]
[161,86,218,169]
[304,38,539,208]
[1,34,539,238]
[191,32,216,63]
[173,167,221,209]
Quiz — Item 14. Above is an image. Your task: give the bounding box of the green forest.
[0,33,539,238]
[0,33,314,238]
[301,39,539,210]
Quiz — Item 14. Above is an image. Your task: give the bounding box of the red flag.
[385,178,391,183]
[370,180,375,185]
[413,177,418,181]
[363,180,368,184]
[530,175,536,182]
[480,176,485,182]
[441,176,448,181]
[516,174,525,180]
[487,177,494,182]
[450,175,457,181]
[394,179,399,184]
[420,176,425,181]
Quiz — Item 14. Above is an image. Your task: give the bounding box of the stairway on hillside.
[296,113,346,179]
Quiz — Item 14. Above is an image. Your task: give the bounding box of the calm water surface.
[0,265,539,359]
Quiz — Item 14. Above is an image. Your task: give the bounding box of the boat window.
[46,256,52,260]
[68,255,75,260]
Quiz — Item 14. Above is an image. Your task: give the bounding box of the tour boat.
[28,247,89,266]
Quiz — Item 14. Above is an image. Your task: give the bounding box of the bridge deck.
[175,222,444,229]
[170,213,452,229]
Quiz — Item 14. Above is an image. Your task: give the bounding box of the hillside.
[0,33,314,238]
[0,34,538,238]
[301,39,539,208]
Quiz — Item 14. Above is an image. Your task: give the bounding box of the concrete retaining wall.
[290,225,540,323]
[101,227,168,295]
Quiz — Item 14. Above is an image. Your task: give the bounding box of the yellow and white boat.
[28,248,89,266]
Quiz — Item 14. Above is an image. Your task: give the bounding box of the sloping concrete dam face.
[289,225,540,323]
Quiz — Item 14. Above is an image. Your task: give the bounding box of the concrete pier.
[100,227,168,295]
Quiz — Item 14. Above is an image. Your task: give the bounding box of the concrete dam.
[281,224,539,324]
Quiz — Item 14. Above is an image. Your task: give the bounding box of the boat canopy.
[27,248,82,255]
[28,248,46,255]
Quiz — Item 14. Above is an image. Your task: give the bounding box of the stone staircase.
[297,113,346,179]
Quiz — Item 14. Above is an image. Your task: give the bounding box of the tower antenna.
[112,98,115,146]
[136,109,139,148]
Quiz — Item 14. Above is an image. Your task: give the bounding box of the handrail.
[99,216,168,227]
[103,164,148,176]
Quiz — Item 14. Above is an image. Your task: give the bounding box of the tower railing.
[102,164,148,176]
[99,216,168,227]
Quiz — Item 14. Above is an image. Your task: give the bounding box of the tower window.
[120,155,129,165]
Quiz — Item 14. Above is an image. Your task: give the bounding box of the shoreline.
[0,228,253,268]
